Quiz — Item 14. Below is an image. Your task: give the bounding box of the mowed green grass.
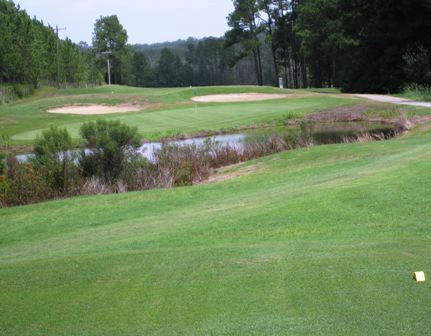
[0,85,358,143]
[1,128,431,335]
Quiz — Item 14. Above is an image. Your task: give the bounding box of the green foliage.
[400,86,431,102]
[0,152,5,175]
[154,48,186,87]
[61,39,89,85]
[33,125,73,161]
[133,37,256,87]
[130,51,151,87]
[11,83,34,98]
[403,47,431,92]
[0,156,54,206]
[32,125,78,192]
[93,15,129,84]
[0,0,90,87]
[294,0,431,92]
[79,120,140,182]
[226,0,264,85]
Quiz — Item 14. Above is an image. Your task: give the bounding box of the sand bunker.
[191,93,289,103]
[47,104,143,115]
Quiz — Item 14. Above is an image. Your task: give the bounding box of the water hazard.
[16,121,396,163]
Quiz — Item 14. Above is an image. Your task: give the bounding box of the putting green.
[6,87,357,142]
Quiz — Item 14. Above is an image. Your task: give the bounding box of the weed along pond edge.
[5,120,399,208]
[16,121,396,163]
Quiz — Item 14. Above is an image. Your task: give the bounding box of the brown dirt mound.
[191,93,289,103]
[47,104,143,115]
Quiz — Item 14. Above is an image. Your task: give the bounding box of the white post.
[279,77,284,89]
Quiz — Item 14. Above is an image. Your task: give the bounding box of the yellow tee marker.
[413,271,426,282]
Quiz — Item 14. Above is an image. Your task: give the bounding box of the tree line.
[1,0,431,93]
[225,0,431,92]
[0,0,94,87]
[0,1,260,89]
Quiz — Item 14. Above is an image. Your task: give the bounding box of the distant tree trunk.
[256,45,263,85]
[289,57,294,88]
[284,53,289,88]
[262,1,279,86]
[252,50,261,85]
[301,56,308,88]
[331,58,337,87]
[294,58,299,88]
[250,16,263,86]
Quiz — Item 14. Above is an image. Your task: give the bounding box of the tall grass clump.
[403,46,431,101]
[401,84,431,102]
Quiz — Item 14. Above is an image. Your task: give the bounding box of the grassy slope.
[0,85,357,143]
[1,128,431,335]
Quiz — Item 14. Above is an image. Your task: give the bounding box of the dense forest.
[1,0,431,93]
[0,0,93,88]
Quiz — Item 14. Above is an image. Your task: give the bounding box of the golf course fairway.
[1,121,431,334]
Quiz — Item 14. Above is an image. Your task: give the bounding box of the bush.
[0,152,5,175]
[402,84,431,102]
[79,120,141,182]
[31,125,80,192]
[404,46,431,93]
[11,83,34,99]
[152,143,212,186]
[0,160,54,207]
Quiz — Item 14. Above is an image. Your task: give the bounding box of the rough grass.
[1,128,431,335]
[397,87,431,102]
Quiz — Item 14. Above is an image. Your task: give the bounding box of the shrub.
[404,46,431,93]
[31,125,80,192]
[209,143,242,168]
[402,84,431,102]
[118,153,150,191]
[0,152,5,175]
[79,120,141,182]
[0,161,53,207]
[152,143,212,186]
[11,83,34,99]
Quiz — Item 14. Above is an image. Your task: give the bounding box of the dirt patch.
[47,104,143,115]
[308,105,368,123]
[204,163,265,184]
[191,93,289,103]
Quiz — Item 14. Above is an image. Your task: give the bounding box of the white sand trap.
[47,104,143,115]
[191,93,289,103]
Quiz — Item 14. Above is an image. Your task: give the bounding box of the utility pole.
[55,25,66,89]
[101,51,113,85]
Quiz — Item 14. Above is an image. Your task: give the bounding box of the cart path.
[356,94,431,108]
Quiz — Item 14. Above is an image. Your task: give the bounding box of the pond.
[16,121,396,163]
[136,121,395,161]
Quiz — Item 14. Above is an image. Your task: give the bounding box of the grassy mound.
[1,128,431,335]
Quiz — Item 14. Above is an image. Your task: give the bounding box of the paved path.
[356,94,431,108]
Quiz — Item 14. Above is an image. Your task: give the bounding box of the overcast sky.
[15,0,234,45]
